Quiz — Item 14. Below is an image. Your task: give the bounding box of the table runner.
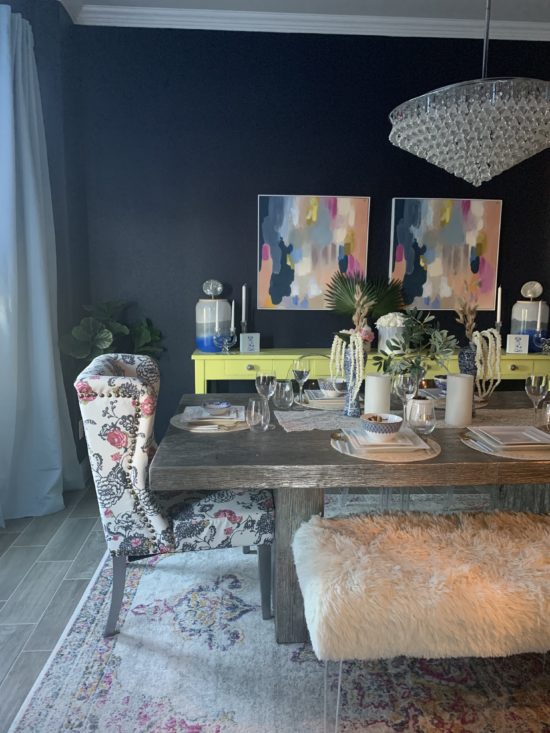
[274,407,538,433]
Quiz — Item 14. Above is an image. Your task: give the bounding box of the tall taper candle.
[215,300,219,330]
[496,286,502,323]
[230,300,235,331]
[537,299,542,331]
[242,284,247,320]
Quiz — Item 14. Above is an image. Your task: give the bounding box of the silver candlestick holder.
[494,321,502,334]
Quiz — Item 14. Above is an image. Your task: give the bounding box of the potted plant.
[325,274,404,416]
[372,308,458,389]
[61,300,165,362]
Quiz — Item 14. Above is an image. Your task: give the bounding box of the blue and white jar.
[195,298,231,353]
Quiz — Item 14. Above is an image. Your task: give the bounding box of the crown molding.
[58,0,80,23]
[75,6,550,41]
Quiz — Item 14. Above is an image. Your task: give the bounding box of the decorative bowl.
[203,400,231,416]
[360,413,403,442]
[317,376,347,398]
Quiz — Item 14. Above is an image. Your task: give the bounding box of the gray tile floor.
[0,489,104,732]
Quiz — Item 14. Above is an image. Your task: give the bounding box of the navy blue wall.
[75,28,550,435]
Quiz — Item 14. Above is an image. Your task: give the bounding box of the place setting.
[331,406,441,463]
[170,400,249,432]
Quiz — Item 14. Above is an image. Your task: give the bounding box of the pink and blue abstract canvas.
[258,195,370,310]
[390,198,502,310]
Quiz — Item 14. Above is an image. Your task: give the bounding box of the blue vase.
[343,349,362,417]
[458,342,477,377]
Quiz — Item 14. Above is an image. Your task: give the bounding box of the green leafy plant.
[372,308,458,378]
[325,273,404,323]
[61,300,164,360]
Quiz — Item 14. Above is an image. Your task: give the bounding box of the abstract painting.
[258,195,370,310]
[389,198,502,310]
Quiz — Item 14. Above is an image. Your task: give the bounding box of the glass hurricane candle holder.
[213,327,237,354]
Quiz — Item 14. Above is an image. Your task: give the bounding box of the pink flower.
[75,380,97,403]
[104,508,113,518]
[111,452,121,462]
[359,326,375,343]
[107,429,128,448]
[224,527,233,535]
[141,395,156,416]
[131,538,141,547]
[214,509,241,524]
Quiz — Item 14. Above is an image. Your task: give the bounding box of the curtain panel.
[0,6,81,524]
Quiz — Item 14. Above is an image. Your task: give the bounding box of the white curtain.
[0,7,81,525]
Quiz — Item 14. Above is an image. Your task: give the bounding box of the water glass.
[407,398,437,435]
[255,373,276,400]
[525,375,548,423]
[544,402,550,432]
[272,379,294,410]
[246,396,270,432]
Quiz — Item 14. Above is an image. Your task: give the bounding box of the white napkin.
[182,405,245,422]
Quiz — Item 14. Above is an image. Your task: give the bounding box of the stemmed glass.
[392,374,417,424]
[525,375,548,424]
[255,373,276,400]
[291,358,310,406]
[213,327,237,354]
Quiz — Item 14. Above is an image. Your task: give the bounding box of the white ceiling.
[58,0,550,40]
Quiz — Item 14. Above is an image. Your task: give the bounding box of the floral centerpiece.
[372,308,458,388]
[325,274,403,416]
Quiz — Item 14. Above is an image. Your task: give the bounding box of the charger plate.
[331,435,440,463]
[461,434,550,461]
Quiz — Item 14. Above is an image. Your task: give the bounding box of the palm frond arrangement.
[325,273,404,322]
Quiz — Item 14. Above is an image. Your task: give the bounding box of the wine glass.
[525,375,548,423]
[246,396,270,432]
[272,379,294,410]
[255,373,276,400]
[392,374,417,424]
[407,398,437,435]
[292,358,310,406]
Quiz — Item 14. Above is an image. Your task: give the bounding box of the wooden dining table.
[149,391,550,644]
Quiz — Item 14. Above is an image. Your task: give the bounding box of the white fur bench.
[292,512,550,728]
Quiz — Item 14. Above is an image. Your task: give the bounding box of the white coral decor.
[375,312,406,328]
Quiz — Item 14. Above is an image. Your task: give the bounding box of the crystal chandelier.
[388,0,550,186]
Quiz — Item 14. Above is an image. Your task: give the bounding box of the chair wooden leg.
[104,554,127,637]
[257,544,272,620]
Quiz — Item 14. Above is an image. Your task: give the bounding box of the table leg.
[274,487,324,644]
[194,362,206,394]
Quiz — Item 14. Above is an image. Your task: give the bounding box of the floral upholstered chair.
[75,354,274,637]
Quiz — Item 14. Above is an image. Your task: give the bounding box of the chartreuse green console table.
[191,348,550,394]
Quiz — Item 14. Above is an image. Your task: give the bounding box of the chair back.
[75,354,173,556]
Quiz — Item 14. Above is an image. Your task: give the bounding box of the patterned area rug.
[9,494,550,733]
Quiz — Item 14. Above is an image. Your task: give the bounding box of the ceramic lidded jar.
[195,299,231,353]
[510,300,549,352]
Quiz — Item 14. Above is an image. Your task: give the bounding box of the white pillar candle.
[364,374,392,415]
[215,300,219,330]
[242,284,247,320]
[496,286,502,323]
[230,300,235,330]
[537,300,542,331]
[445,374,474,428]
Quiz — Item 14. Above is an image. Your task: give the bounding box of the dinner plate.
[471,425,550,448]
[170,413,249,432]
[181,405,245,422]
[343,427,430,452]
